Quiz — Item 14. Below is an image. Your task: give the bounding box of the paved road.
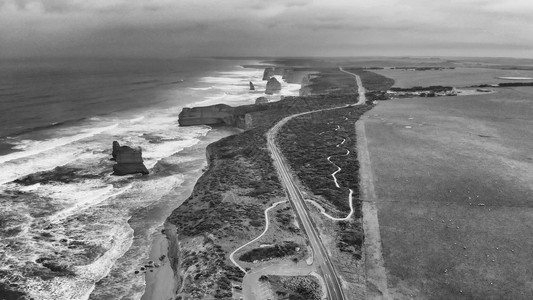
[267,117,346,300]
[260,67,366,300]
[361,87,533,299]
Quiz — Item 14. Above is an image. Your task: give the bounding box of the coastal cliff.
[178,104,236,126]
[262,67,285,80]
[178,67,293,129]
[166,91,361,298]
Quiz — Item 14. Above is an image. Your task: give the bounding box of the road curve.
[265,68,366,300]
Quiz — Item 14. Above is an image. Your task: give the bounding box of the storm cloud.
[1,0,532,58]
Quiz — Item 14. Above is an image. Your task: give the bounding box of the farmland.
[373,67,533,88]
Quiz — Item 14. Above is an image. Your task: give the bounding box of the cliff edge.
[178,104,236,126]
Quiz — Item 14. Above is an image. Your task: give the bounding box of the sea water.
[0,57,299,299]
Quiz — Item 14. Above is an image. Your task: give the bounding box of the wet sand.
[141,233,175,300]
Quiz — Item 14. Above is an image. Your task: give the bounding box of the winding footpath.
[229,200,288,273]
[307,130,355,222]
[303,67,366,222]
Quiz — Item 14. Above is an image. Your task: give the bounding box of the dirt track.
[361,88,533,299]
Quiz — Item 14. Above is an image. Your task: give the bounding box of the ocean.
[0,57,300,299]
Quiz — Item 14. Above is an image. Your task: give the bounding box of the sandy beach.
[141,232,176,300]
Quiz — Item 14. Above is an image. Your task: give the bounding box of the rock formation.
[249,81,255,91]
[265,77,282,95]
[111,141,149,176]
[178,104,236,126]
[262,67,285,80]
[255,97,268,105]
[262,67,275,80]
[299,74,317,96]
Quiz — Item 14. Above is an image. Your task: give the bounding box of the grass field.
[373,67,533,88]
[363,87,533,299]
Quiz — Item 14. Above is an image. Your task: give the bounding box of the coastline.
[140,126,242,300]
[141,231,175,300]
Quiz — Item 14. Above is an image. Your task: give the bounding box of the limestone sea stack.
[262,67,275,80]
[178,104,235,126]
[112,141,149,175]
[249,81,255,91]
[265,77,282,95]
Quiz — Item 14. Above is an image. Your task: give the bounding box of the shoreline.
[141,62,304,298]
[141,231,175,300]
[140,125,242,300]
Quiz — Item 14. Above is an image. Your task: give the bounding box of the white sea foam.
[47,184,133,224]
[188,86,213,91]
[110,110,210,169]
[0,150,96,186]
[129,115,145,123]
[142,139,201,169]
[191,68,302,107]
[0,124,118,165]
[2,61,285,299]
[26,220,135,300]
[17,175,185,299]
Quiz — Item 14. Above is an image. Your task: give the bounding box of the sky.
[1,0,532,59]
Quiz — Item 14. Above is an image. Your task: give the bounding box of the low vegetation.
[239,241,301,262]
[337,220,364,259]
[275,206,300,233]
[474,82,533,87]
[167,87,360,298]
[277,105,372,259]
[344,68,395,91]
[302,69,358,95]
[278,106,371,213]
[390,85,454,92]
[262,275,322,300]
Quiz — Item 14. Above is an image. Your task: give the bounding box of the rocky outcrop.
[299,74,318,96]
[262,67,285,80]
[255,97,268,105]
[265,77,282,95]
[249,81,255,91]
[178,104,236,126]
[263,67,275,80]
[111,141,149,175]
